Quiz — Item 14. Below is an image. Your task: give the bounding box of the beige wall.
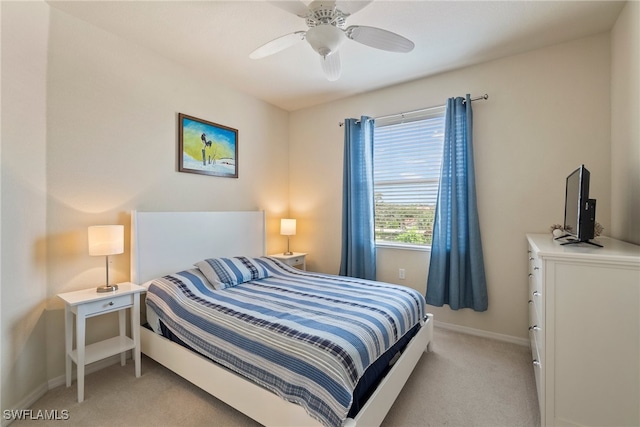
[1,1,50,413]
[289,33,612,340]
[611,1,640,245]
[42,5,290,381]
[1,2,290,410]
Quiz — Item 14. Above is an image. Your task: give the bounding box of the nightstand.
[269,252,307,270]
[58,282,145,402]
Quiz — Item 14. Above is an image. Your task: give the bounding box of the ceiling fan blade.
[336,1,372,16]
[321,51,341,81]
[250,31,306,59]
[267,1,309,18]
[346,25,414,53]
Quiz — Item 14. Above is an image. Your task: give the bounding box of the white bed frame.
[131,210,434,427]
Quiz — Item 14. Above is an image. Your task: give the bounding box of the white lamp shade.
[88,225,124,256]
[280,219,296,236]
[305,24,346,57]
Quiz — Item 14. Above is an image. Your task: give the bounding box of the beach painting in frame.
[178,113,238,178]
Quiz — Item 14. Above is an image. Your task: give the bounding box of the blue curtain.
[426,95,488,311]
[339,116,376,280]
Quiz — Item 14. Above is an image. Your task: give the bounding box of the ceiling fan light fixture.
[254,1,414,80]
[305,24,346,58]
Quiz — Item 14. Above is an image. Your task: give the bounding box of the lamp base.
[283,251,293,255]
[96,284,118,293]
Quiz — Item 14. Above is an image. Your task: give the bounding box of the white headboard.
[131,210,266,284]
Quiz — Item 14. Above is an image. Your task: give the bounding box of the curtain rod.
[338,93,489,127]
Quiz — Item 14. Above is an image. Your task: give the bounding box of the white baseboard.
[434,321,530,347]
[2,353,130,427]
[1,383,49,427]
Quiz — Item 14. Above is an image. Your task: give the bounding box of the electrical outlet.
[399,268,405,279]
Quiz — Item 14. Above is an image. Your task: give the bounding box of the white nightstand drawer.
[82,294,133,316]
[288,256,305,266]
[269,252,308,270]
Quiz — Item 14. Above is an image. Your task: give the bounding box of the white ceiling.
[47,0,625,112]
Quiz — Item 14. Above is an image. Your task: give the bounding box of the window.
[373,107,445,247]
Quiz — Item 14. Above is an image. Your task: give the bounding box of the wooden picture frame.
[178,113,238,178]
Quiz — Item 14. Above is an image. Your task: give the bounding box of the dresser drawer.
[531,340,543,413]
[529,331,543,416]
[528,259,542,288]
[528,299,539,327]
[81,294,134,317]
[529,285,543,325]
[530,329,542,367]
[528,319,543,352]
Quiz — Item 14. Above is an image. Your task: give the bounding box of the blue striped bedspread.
[145,257,426,427]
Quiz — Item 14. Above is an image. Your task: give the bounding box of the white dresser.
[526,234,640,426]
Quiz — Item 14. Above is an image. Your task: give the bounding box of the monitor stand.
[558,237,603,248]
[554,234,572,240]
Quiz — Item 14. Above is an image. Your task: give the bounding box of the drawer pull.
[532,291,541,297]
[528,273,533,278]
[532,359,541,367]
[529,257,534,261]
[108,301,114,306]
[528,299,533,304]
[529,325,541,331]
[533,266,540,270]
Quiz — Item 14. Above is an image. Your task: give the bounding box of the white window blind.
[373,107,445,246]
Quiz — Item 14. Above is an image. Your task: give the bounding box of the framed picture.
[178,113,238,178]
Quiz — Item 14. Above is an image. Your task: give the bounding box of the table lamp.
[280,219,296,255]
[88,225,124,293]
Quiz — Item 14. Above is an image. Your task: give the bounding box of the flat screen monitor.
[561,164,600,247]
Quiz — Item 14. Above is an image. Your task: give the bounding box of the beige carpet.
[12,327,540,427]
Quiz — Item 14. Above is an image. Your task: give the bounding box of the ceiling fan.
[250,0,415,81]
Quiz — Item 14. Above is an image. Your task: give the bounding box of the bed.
[131,210,434,427]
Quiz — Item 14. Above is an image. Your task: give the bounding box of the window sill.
[376,243,432,252]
